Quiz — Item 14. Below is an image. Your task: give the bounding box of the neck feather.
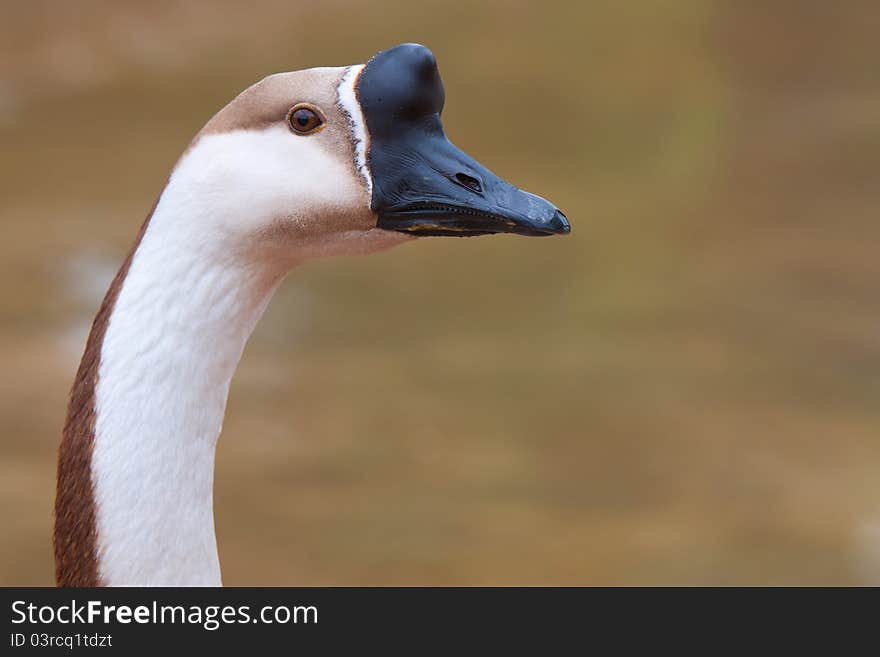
[56,175,284,586]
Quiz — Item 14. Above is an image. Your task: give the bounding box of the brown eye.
[287,104,324,134]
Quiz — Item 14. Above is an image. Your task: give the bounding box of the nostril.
[453,172,483,194]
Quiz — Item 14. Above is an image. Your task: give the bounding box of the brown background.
[1,0,878,584]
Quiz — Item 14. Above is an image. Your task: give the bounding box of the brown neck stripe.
[54,197,158,587]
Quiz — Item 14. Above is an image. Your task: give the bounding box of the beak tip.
[551,209,571,235]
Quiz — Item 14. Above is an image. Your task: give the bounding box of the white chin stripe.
[338,65,373,196]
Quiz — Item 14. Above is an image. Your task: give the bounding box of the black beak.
[357,43,570,238]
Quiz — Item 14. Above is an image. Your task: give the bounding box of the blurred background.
[1,0,878,585]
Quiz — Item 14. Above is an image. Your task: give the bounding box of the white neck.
[92,170,285,586]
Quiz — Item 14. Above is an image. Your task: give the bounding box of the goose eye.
[287,105,324,134]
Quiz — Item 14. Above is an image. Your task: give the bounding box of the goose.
[54,43,570,587]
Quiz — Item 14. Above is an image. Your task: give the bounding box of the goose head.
[183,44,570,258]
[181,43,569,265]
